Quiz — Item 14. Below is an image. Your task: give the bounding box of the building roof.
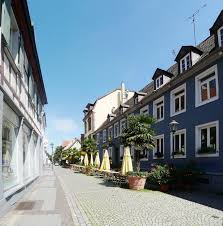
[152,68,174,80]
[63,138,81,151]
[93,17,218,134]
[210,10,223,34]
[175,46,203,62]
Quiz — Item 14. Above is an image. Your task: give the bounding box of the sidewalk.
[0,166,73,226]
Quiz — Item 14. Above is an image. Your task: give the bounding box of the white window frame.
[96,133,100,145]
[195,121,219,157]
[102,129,106,143]
[170,129,186,159]
[217,25,223,47]
[153,134,164,159]
[120,118,126,134]
[114,122,120,138]
[153,96,164,122]
[170,83,186,117]
[195,65,219,107]
[155,75,164,90]
[108,146,113,159]
[140,105,149,115]
[120,145,124,160]
[108,126,113,139]
[180,53,191,73]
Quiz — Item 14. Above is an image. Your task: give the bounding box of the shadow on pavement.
[168,191,223,211]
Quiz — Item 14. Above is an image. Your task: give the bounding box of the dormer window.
[218,26,223,47]
[119,104,129,114]
[180,53,191,73]
[134,97,138,105]
[152,68,173,91]
[175,46,203,74]
[156,75,164,89]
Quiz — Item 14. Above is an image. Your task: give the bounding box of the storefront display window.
[2,120,18,190]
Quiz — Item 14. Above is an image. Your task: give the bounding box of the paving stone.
[55,166,223,226]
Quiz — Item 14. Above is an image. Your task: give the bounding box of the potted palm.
[121,114,155,190]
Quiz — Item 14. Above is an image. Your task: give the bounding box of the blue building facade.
[93,10,223,191]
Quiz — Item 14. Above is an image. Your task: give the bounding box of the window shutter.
[2,0,11,45]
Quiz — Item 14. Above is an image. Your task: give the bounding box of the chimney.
[121,82,126,104]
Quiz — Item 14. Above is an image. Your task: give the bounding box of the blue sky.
[28,0,222,147]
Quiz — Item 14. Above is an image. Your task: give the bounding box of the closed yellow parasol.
[94,152,100,168]
[121,146,133,175]
[90,153,94,165]
[84,153,89,166]
[100,150,110,171]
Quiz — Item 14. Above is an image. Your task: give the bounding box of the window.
[120,119,127,134]
[87,117,92,131]
[140,150,148,160]
[96,133,100,145]
[153,96,164,122]
[108,126,113,139]
[170,83,186,116]
[156,75,164,90]
[114,122,120,138]
[180,53,191,73]
[120,145,124,160]
[108,147,113,159]
[103,129,107,143]
[140,105,148,115]
[195,65,218,107]
[2,104,19,191]
[171,129,186,158]
[218,26,223,47]
[196,121,219,157]
[134,97,138,105]
[84,121,87,134]
[153,135,164,159]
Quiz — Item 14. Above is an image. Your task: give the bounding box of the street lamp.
[169,120,179,159]
[50,143,54,168]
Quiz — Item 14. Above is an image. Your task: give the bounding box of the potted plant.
[121,114,155,190]
[155,152,164,158]
[85,165,94,175]
[148,164,171,192]
[172,148,185,156]
[127,171,148,190]
[197,146,216,154]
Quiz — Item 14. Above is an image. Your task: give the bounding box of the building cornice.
[93,47,223,134]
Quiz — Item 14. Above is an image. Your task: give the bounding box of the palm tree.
[121,114,155,173]
[81,137,97,155]
[61,148,80,165]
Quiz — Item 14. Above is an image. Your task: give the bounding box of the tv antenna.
[187,4,207,46]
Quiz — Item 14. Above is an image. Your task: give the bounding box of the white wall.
[93,90,134,133]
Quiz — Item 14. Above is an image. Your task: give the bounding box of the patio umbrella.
[90,153,94,165]
[100,150,110,171]
[121,146,133,175]
[84,153,89,166]
[94,152,100,168]
[80,155,84,164]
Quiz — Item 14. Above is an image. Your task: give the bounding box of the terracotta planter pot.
[128,176,146,190]
[160,184,169,192]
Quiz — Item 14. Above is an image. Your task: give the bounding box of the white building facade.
[83,83,134,138]
[0,0,47,209]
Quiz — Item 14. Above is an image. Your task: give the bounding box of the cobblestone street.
[1,166,223,226]
[56,167,223,226]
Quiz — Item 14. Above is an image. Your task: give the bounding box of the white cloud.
[52,118,77,134]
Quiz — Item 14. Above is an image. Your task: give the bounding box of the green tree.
[81,137,97,155]
[53,146,63,164]
[61,148,80,164]
[121,114,155,173]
